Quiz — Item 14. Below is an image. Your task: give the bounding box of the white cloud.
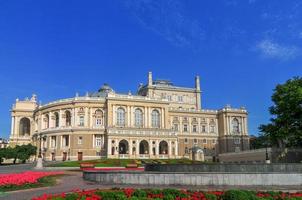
[256,39,301,60]
[124,0,205,47]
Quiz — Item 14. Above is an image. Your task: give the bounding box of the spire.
[148,71,153,86]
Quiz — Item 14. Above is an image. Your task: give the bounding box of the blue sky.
[0,0,301,139]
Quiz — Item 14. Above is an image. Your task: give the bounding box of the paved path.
[0,163,34,174]
[2,170,302,200]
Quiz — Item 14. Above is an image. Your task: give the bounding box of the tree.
[16,144,37,163]
[0,148,7,165]
[259,77,302,148]
[250,135,269,149]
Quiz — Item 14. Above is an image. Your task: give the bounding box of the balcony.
[107,127,177,137]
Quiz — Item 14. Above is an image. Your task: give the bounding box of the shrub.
[205,193,217,200]
[132,189,147,198]
[163,194,175,200]
[222,190,250,200]
[162,188,182,198]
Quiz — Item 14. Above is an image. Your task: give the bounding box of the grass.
[0,175,62,192]
[47,158,204,167]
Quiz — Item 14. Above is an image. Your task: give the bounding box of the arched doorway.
[119,140,129,154]
[159,141,168,154]
[19,118,30,136]
[139,140,149,154]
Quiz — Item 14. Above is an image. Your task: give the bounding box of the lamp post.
[68,148,70,160]
[35,133,43,169]
[265,140,271,164]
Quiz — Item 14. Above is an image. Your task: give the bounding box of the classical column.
[72,108,76,127]
[155,140,159,156]
[127,106,130,127]
[244,117,248,135]
[161,108,164,128]
[85,107,89,127]
[89,108,93,128]
[108,139,112,156]
[136,139,139,156]
[228,116,231,134]
[112,105,116,126]
[144,107,148,128]
[11,116,15,136]
[148,107,152,128]
[129,139,133,157]
[149,140,153,157]
[225,115,228,135]
[175,140,178,157]
[168,141,172,157]
[59,110,63,127]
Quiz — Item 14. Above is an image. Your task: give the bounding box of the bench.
[126,163,138,168]
[80,163,95,169]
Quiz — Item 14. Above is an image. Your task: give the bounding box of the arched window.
[54,112,59,127]
[65,111,71,126]
[116,107,125,126]
[95,109,103,126]
[232,118,240,134]
[139,140,149,154]
[159,141,168,154]
[19,117,30,136]
[151,110,160,128]
[134,108,143,127]
[44,114,49,129]
[119,140,129,154]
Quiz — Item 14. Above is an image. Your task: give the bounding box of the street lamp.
[35,133,43,169]
[265,140,271,164]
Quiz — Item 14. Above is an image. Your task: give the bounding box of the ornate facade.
[9,72,249,161]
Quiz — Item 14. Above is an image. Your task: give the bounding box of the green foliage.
[128,197,139,200]
[0,144,37,164]
[163,194,175,200]
[94,191,126,200]
[162,188,188,198]
[259,76,302,148]
[132,189,147,198]
[205,193,218,200]
[222,190,250,200]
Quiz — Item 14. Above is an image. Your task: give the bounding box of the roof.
[89,83,115,97]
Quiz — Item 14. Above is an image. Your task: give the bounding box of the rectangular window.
[95,135,102,147]
[178,95,183,102]
[78,136,82,145]
[96,119,102,126]
[202,125,206,132]
[183,124,188,132]
[62,135,69,147]
[210,125,215,133]
[184,138,188,144]
[168,95,172,101]
[79,116,84,126]
[192,125,197,132]
[194,138,198,144]
[203,139,207,144]
[51,136,56,148]
[173,124,178,131]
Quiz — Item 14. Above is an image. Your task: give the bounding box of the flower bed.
[0,171,64,192]
[32,188,302,200]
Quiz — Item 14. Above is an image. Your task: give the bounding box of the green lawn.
[47,158,204,167]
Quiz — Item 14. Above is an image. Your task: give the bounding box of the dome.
[98,83,114,93]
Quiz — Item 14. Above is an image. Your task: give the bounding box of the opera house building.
[9,72,249,161]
